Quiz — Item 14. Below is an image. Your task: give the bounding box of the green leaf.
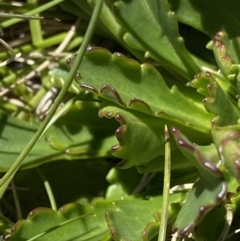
[113,0,198,79]
[137,150,194,173]
[99,102,210,169]
[169,0,240,38]
[171,127,227,237]
[173,177,226,237]
[0,101,117,171]
[44,101,117,158]
[99,102,173,168]
[212,124,240,181]
[105,195,184,241]
[171,127,222,183]
[0,112,54,171]
[8,194,184,241]
[190,71,239,126]
[68,47,212,133]
[106,167,143,199]
[213,32,233,77]
[193,205,227,241]
[8,201,110,241]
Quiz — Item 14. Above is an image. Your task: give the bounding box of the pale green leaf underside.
[69,47,212,133]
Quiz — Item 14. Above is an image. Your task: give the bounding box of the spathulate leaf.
[113,0,198,79]
[99,102,210,169]
[99,102,173,168]
[69,47,212,133]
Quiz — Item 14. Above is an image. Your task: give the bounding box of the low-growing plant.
[1,0,240,240]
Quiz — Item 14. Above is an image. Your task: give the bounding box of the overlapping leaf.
[68,47,212,134]
[113,0,198,79]
[7,195,187,241]
[64,0,145,61]
[190,71,240,126]
[0,101,117,171]
[99,102,174,168]
[169,0,240,38]
[171,128,227,236]
[193,205,227,240]
[8,201,110,241]
[99,101,211,169]
[105,195,185,241]
[105,166,143,199]
[212,124,240,182]
[173,177,226,237]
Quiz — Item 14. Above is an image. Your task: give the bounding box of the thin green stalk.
[158,125,171,241]
[28,0,43,45]
[0,13,47,21]
[10,180,22,219]
[37,167,57,210]
[0,0,64,28]
[0,0,104,187]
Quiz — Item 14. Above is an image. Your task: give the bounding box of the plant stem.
[37,167,57,211]
[158,125,171,241]
[28,0,43,46]
[0,0,104,187]
[10,180,22,220]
